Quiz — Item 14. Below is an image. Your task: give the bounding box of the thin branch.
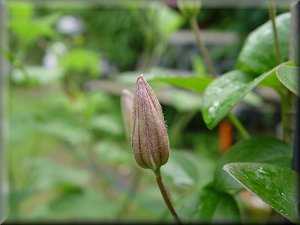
[154,169,182,224]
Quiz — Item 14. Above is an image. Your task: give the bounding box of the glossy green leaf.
[223,162,299,223]
[237,13,290,75]
[202,70,270,129]
[214,136,292,193]
[195,186,240,223]
[276,64,299,96]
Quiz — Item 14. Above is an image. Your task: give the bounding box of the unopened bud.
[121,89,134,141]
[131,75,169,171]
[177,0,201,19]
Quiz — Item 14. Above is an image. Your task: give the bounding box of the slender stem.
[268,0,281,64]
[227,112,250,139]
[190,16,217,77]
[154,169,182,224]
[279,1,298,146]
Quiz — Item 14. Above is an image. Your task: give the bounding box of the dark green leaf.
[276,64,299,96]
[237,13,290,75]
[223,162,299,223]
[214,136,292,193]
[195,186,240,223]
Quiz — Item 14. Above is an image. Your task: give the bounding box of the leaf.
[195,186,240,223]
[223,162,299,222]
[276,64,299,96]
[29,158,91,191]
[237,13,290,75]
[49,189,116,219]
[162,150,216,188]
[90,114,124,137]
[11,66,63,85]
[202,70,269,129]
[214,136,292,193]
[170,91,202,112]
[154,76,212,93]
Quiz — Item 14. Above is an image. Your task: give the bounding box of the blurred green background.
[3,0,290,223]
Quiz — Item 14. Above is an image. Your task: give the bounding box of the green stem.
[190,16,217,77]
[227,112,250,139]
[154,169,182,224]
[268,0,281,64]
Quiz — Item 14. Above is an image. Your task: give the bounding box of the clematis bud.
[131,75,169,171]
[121,89,134,142]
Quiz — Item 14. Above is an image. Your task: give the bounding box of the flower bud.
[131,75,169,171]
[121,89,134,142]
[177,0,201,19]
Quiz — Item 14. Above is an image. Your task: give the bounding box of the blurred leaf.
[195,186,240,223]
[171,91,202,112]
[276,64,299,96]
[154,76,212,93]
[90,114,124,137]
[61,49,101,76]
[30,159,91,191]
[9,13,61,45]
[49,189,116,219]
[162,150,216,188]
[154,3,183,37]
[237,13,290,75]
[11,66,63,85]
[223,162,299,222]
[37,120,90,146]
[93,140,131,165]
[214,136,292,193]
[8,2,34,21]
[192,55,207,76]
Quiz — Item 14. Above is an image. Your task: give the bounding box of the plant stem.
[227,112,250,139]
[154,169,182,224]
[190,16,217,77]
[268,0,281,64]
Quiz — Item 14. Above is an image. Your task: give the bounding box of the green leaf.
[237,13,290,75]
[162,150,216,188]
[154,76,212,93]
[223,162,299,223]
[195,186,240,222]
[276,64,299,96]
[202,70,271,129]
[214,136,292,193]
[61,49,101,76]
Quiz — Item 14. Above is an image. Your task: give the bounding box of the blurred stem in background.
[268,0,281,65]
[270,0,297,147]
[179,1,250,142]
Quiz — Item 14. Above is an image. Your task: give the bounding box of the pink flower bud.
[131,75,170,171]
[121,89,134,141]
